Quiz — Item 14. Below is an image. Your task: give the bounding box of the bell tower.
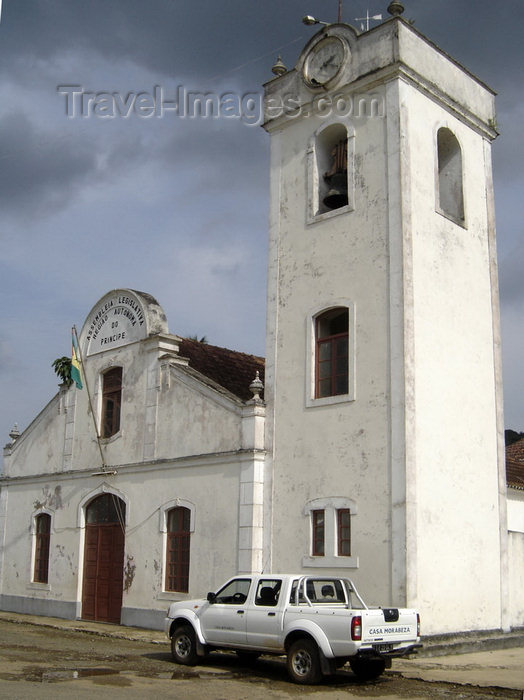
[262,5,507,634]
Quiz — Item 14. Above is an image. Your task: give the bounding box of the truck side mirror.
[207,591,217,604]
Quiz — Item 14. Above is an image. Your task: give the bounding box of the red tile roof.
[179,338,265,402]
[506,438,524,490]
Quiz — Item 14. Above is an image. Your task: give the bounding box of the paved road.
[0,616,521,699]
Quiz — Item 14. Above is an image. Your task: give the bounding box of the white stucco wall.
[264,92,395,605]
[264,19,504,633]
[0,458,244,623]
[403,82,503,633]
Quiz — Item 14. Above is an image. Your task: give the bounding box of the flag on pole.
[71,331,83,389]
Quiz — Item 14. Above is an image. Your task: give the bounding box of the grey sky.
[0,0,523,450]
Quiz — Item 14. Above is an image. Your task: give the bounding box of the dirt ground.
[0,618,520,700]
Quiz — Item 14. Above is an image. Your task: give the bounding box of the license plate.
[373,643,393,653]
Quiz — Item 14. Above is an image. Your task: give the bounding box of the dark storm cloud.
[156,116,268,192]
[0,111,154,218]
[402,0,523,88]
[0,0,293,84]
[2,1,522,87]
[0,112,97,215]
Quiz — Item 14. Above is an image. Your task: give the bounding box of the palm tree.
[52,356,72,386]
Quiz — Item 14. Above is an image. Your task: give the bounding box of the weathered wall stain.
[33,485,63,511]
[54,544,75,573]
[123,555,136,592]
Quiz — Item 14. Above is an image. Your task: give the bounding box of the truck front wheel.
[287,639,322,684]
[349,656,386,681]
[171,624,198,666]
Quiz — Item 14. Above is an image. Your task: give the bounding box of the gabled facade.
[1,289,265,627]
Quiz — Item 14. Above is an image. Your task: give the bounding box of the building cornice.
[0,448,267,487]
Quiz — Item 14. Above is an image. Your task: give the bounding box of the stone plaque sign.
[83,291,148,356]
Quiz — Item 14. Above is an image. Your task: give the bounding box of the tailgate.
[361,608,418,645]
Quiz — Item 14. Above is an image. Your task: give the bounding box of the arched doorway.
[82,493,126,623]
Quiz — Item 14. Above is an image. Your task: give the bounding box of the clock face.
[304,37,346,87]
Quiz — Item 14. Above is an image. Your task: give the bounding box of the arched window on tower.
[437,127,464,224]
[101,367,122,438]
[316,307,349,398]
[311,123,352,218]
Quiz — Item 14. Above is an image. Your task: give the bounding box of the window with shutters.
[165,507,191,593]
[316,307,349,399]
[337,508,351,557]
[34,513,51,584]
[312,510,325,556]
[306,304,355,408]
[303,498,358,568]
[101,367,122,438]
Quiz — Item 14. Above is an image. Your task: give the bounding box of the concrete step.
[418,628,524,657]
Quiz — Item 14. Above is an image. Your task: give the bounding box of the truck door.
[245,578,284,650]
[201,577,251,646]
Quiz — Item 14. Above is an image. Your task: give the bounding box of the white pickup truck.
[164,574,421,683]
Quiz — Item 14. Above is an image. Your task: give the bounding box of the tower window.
[316,308,349,398]
[308,122,354,221]
[316,124,349,215]
[303,497,358,568]
[337,508,351,556]
[437,127,464,224]
[166,506,191,593]
[312,510,325,556]
[34,513,51,583]
[101,367,122,438]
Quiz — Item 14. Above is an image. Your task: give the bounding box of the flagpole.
[72,325,108,471]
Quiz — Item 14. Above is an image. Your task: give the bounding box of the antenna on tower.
[354,9,383,31]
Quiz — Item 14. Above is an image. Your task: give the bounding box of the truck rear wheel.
[171,624,198,666]
[287,639,322,684]
[349,656,386,681]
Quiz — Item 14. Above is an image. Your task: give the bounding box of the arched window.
[437,127,464,223]
[316,307,349,398]
[101,367,122,438]
[34,513,51,583]
[316,123,349,215]
[166,507,191,593]
[86,493,126,525]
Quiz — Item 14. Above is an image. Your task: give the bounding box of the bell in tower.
[323,139,348,209]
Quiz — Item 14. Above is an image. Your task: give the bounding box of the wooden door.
[82,494,125,623]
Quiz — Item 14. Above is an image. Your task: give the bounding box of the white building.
[1,289,266,628]
[1,7,523,635]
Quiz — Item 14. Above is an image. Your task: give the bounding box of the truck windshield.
[214,578,251,604]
